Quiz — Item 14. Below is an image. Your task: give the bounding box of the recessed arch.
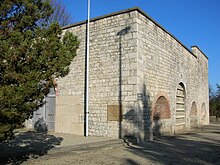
[190,101,198,127]
[153,96,171,120]
[190,101,197,116]
[175,82,186,132]
[201,103,206,125]
[152,95,171,135]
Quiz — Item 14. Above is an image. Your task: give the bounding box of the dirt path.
[3,122,220,165]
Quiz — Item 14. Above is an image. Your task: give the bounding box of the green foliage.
[209,84,220,118]
[0,0,79,141]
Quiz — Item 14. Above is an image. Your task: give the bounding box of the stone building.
[55,7,209,141]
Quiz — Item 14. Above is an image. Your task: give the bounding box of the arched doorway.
[175,83,186,132]
[190,102,198,127]
[153,96,171,135]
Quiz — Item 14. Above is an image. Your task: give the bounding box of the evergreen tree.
[0,0,79,141]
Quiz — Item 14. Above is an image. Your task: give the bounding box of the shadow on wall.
[153,114,162,136]
[116,26,161,142]
[117,26,131,139]
[122,84,160,143]
[0,130,63,164]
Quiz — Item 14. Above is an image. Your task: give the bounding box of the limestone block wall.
[191,46,209,125]
[57,10,139,138]
[56,8,209,139]
[136,10,209,136]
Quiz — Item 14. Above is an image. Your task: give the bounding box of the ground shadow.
[0,130,63,164]
[124,158,140,165]
[124,123,220,165]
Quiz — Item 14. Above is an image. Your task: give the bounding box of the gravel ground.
[1,122,220,165]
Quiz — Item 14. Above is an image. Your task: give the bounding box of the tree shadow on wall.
[122,84,162,144]
[116,26,161,142]
[0,130,63,164]
[152,114,162,136]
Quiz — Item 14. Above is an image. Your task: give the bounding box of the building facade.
[55,8,209,141]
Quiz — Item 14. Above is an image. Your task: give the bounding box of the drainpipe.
[85,0,90,137]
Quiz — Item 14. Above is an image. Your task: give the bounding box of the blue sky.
[62,0,220,91]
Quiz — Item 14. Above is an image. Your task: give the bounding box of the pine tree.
[0,0,79,141]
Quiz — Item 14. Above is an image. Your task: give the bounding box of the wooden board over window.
[107,105,122,121]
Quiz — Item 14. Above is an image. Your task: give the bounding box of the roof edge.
[135,8,197,59]
[62,7,200,59]
[62,7,140,30]
[191,46,208,59]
